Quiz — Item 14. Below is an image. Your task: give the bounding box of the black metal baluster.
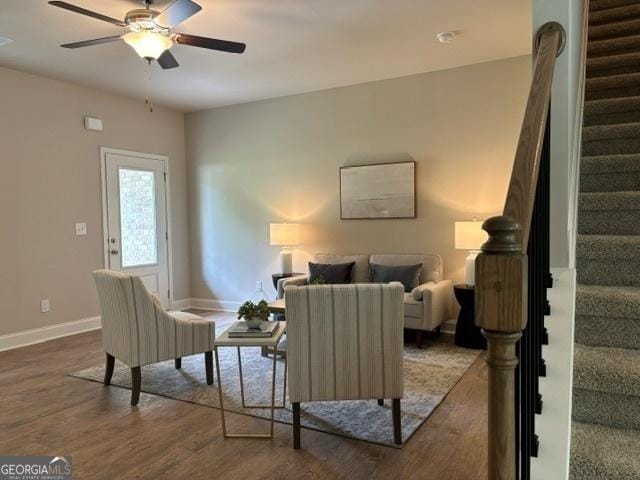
[517,107,551,479]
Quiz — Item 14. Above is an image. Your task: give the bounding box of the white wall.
[185,56,531,306]
[0,66,190,338]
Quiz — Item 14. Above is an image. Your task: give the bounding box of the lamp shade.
[270,223,300,246]
[455,221,487,250]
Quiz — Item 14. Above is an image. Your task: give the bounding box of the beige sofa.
[277,253,453,347]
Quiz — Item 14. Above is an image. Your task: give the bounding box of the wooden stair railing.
[475,21,566,480]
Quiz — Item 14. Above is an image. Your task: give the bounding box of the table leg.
[270,339,277,437]
[236,342,286,409]
[214,348,227,438]
[283,345,288,407]
[237,347,246,408]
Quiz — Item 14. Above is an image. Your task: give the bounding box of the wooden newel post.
[475,215,528,480]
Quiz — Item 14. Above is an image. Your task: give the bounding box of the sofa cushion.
[313,254,371,283]
[308,262,355,284]
[370,263,422,293]
[370,254,443,283]
[404,293,423,318]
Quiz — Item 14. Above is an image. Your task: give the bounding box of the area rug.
[70,341,480,448]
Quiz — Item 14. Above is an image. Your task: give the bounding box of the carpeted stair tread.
[585,71,640,100]
[576,284,640,319]
[581,153,640,174]
[582,124,640,154]
[583,121,640,141]
[579,190,640,210]
[587,51,640,77]
[584,96,640,116]
[590,0,640,12]
[573,388,640,430]
[589,34,640,56]
[570,422,640,479]
[577,235,640,286]
[577,234,640,258]
[578,192,640,233]
[574,343,640,396]
[591,2,640,24]
[581,153,640,191]
[583,97,640,126]
[589,17,640,40]
[575,312,640,350]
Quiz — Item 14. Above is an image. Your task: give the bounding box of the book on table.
[228,321,278,338]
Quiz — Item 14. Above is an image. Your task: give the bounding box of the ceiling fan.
[48,0,246,69]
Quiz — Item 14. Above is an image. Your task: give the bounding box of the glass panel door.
[118,168,158,268]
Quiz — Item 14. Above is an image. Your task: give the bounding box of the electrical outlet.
[256,280,263,290]
[41,299,50,313]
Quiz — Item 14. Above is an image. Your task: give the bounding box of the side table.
[272,272,304,291]
[214,322,287,439]
[454,284,486,350]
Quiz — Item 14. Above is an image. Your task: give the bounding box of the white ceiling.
[0,0,531,112]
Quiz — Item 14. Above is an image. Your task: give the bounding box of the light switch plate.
[75,222,87,236]
[41,299,50,313]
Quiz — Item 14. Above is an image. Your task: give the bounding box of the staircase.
[571,0,640,478]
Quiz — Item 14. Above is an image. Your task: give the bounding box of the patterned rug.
[70,340,480,448]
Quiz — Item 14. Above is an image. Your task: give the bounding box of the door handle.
[110,249,119,255]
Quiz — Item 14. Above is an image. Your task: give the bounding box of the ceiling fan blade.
[60,36,123,49]
[48,1,127,27]
[153,0,202,29]
[157,50,180,69]
[173,33,246,54]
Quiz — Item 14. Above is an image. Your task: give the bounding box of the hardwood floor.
[0,311,488,479]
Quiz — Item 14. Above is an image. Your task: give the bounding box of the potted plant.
[237,300,270,329]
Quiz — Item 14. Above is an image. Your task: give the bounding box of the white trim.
[190,298,242,312]
[0,316,101,352]
[169,298,192,311]
[99,147,174,307]
[531,267,576,480]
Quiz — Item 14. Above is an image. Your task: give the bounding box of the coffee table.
[214,322,287,439]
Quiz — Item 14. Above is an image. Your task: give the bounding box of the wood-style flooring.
[0,311,488,479]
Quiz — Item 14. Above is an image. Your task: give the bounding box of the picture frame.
[339,160,416,219]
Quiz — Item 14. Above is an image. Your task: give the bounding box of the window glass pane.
[119,168,158,268]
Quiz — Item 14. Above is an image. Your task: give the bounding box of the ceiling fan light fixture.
[123,31,172,60]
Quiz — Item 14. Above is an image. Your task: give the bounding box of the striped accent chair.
[93,270,216,406]
[285,282,405,448]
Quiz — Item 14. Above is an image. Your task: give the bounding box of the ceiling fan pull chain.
[144,60,154,113]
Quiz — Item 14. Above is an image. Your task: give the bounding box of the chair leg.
[416,330,424,349]
[292,402,301,449]
[104,353,115,386]
[205,351,214,385]
[131,367,141,406]
[378,399,384,406]
[392,398,402,445]
[175,358,182,369]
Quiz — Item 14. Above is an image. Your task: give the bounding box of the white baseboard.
[170,298,192,310]
[190,297,241,312]
[0,316,102,352]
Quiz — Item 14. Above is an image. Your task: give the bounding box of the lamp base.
[465,250,481,286]
[279,249,293,274]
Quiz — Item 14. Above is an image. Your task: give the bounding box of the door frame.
[99,146,175,308]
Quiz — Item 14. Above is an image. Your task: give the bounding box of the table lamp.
[455,220,488,286]
[270,222,300,274]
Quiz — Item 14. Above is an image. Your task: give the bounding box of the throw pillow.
[370,263,423,293]
[308,262,356,285]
